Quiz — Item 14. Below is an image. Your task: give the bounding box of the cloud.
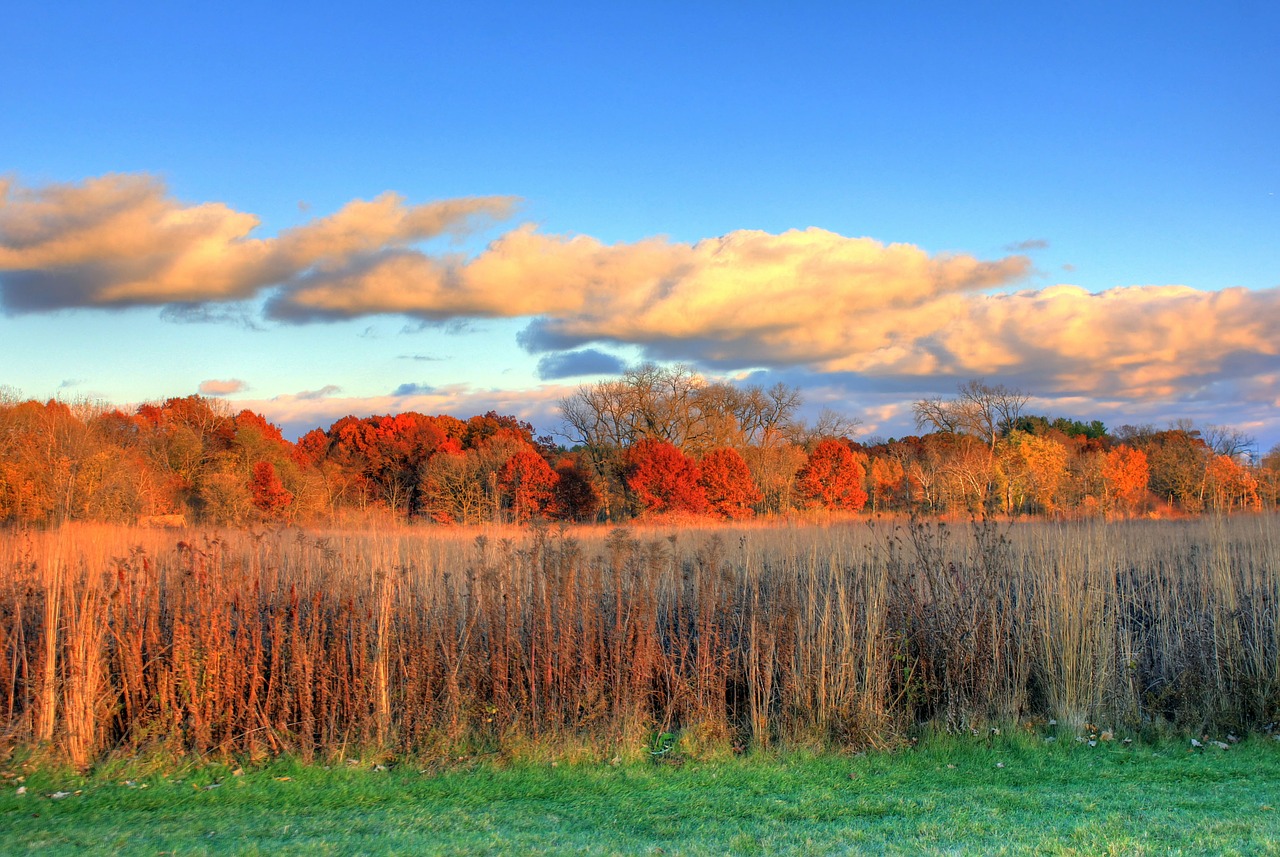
[269,224,1035,379]
[391,382,435,396]
[198,378,247,396]
[535,348,627,380]
[0,173,515,311]
[268,225,1028,339]
[295,384,341,400]
[11,173,1280,431]
[1004,238,1049,252]
[160,301,265,329]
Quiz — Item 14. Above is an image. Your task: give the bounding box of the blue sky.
[2,2,1278,448]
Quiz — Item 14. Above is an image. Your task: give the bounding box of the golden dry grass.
[2,515,1277,768]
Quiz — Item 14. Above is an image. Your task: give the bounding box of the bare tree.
[1201,423,1257,461]
[913,379,1028,450]
[913,396,966,435]
[735,383,803,447]
[788,407,864,447]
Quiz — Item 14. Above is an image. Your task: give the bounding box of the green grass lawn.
[3,735,1279,855]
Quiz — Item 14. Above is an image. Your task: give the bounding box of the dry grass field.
[2,515,1278,770]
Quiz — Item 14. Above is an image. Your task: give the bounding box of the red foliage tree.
[464,411,536,450]
[497,447,560,523]
[249,461,293,520]
[293,428,330,469]
[625,439,707,515]
[699,447,762,519]
[797,439,868,511]
[553,455,602,522]
[323,412,460,514]
[233,409,289,449]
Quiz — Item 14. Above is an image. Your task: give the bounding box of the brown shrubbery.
[3,516,1278,768]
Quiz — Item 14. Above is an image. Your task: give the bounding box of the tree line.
[0,372,1276,528]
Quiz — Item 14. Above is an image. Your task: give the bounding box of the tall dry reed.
[1,516,1277,768]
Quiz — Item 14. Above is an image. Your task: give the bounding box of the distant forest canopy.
[1,370,1276,527]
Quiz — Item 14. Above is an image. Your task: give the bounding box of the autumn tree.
[419,451,489,524]
[1205,454,1260,512]
[935,433,997,512]
[418,430,525,524]
[1100,445,1149,515]
[1123,427,1210,512]
[699,447,762,519]
[796,439,868,512]
[624,438,707,516]
[464,411,545,452]
[1259,444,1280,508]
[323,412,460,516]
[558,365,806,517]
[742,442,808,514]
[553,454,603,522]
[497,447,560,523]
[249,460,294,521]
[1002,431,1069,514]
[134,395,237,518]
[867,455,906,512]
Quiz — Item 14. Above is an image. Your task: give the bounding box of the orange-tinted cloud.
[197,378,247,396]
[0,174,515,310]
[8,173,1280,411]
[268,225,1033,366]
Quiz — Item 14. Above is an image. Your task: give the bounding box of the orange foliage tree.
[868,455,906,512]
[625,439,707,515]
[1101,445,1149,514]
[797,439,868,511]
[1205,454,1261,512]
[1003,431,1070,514]
[699,447,762,519]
